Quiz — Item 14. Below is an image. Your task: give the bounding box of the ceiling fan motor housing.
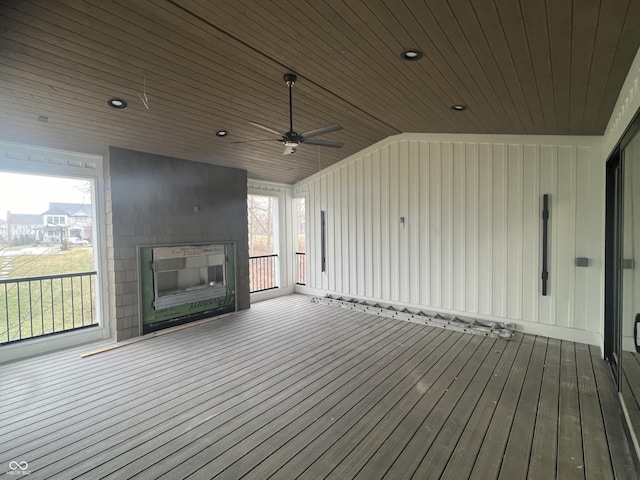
[285,131,301,144]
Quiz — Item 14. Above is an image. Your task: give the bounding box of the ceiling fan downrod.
[284,73,297,135]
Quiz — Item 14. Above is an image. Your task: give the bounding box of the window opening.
[0,172,97,344]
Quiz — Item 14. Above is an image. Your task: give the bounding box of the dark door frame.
[604,110,640,473]
[605,111,640,379]
[604,148,622,383]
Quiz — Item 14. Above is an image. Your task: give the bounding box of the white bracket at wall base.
[312,295,515,339]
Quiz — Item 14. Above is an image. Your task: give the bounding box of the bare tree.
[74,181,92,203]
[247,195,274,256]
[296,198,306,252]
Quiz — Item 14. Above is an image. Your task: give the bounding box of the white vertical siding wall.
[296,133,604,343]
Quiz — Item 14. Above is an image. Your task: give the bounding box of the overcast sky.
[0,172,91,220]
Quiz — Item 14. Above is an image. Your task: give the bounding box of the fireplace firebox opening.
[139,243,236,334]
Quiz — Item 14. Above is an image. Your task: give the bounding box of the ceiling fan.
[236,73,344,155]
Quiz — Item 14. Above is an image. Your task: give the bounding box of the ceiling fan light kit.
[235,73,344,155]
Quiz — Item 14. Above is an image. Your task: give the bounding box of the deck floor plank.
[379,336,510,480]
[426,334,535,480]
[591,346,639,480]
[0,294,298,386]
[484,336,548,480]
[165,326,452,480]
[93,321,432,480]
[0,302,305,416]
[0,294,636,480]
[0,306,378,461]
[4,307,380,469]
[44,313,410,478]
[557,341,586,480]
[576,343,615,480]
[370,336,506,480]
[622,351,640,445]
[293,334,488,480]
[527,337,561,479]
[257,333,486,480]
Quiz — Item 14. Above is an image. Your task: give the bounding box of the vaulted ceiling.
[1,0,639,183]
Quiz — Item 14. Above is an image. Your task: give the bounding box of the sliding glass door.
[607,120,640,461]
[620,129,640,450]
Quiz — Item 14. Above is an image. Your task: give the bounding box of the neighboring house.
[4,203,93,243]
[41,202,92,243]
[0,218,6,241]
[6,211,43,241]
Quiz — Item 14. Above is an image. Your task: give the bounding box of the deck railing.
[0,271,98,344]
[296,252,306,285]
[249,254,278,293]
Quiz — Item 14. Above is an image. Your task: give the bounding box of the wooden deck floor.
[0,294,637,479]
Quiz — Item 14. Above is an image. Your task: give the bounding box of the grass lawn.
[5,247,94,278]
[1,247,97,343]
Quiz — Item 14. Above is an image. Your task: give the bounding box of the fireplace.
[139,243,236,334]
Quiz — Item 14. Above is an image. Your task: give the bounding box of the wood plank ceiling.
[1,0,639,183]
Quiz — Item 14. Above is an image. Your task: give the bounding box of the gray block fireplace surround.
[105,147,250,342]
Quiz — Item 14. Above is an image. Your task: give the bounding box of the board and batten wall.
[295,133,604,344]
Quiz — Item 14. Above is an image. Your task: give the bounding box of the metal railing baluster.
[28,281,33,336]
[40,280,44,334]
[61,277,65,331]
[89,275,94,326]
[50,278,55,332]
[80,275,85,326]
[17,282,22,340]
[4,283,8,343]
[71,276,75,328]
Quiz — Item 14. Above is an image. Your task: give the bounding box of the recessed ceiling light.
[108,98,127,109]
[451,104,468,111]
[401,49,423,61]
[215,130,228,137]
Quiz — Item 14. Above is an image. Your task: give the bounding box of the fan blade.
[231,139,280,144]
[250,122,282,136]
[303,139,344,148]
[283,145,297,155]
[300,124,342,139]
